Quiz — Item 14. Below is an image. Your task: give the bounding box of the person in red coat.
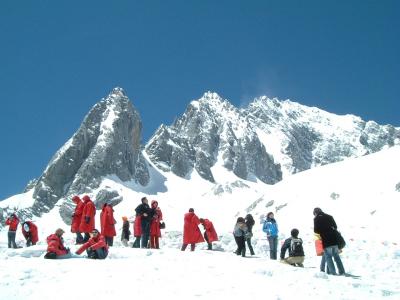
[149,200,163,249]
[132,215,142,248]
[75,228,109,259]
[100,203,116,246]
[22,221,39,247]
[181,208,204,251]
[45,228,71,259]
[79,195,96,243]
[71,195,84,244]
[199,218,218,250]
[5,213,20,248]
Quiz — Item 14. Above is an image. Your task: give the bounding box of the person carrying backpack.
[280,228,305,267]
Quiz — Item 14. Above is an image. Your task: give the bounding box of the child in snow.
[121,216,131,247]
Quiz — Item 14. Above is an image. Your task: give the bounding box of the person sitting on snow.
[45,228,71,259]
[75,228,109,259]
[280,228,305,267]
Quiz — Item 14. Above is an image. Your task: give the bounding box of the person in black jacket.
[121,216,131,247]
[245,214,255,255]
[135,197,153,248]
[280,228,304,267]
[313,207,345,275]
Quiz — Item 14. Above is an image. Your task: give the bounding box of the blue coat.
[262,218,278,237]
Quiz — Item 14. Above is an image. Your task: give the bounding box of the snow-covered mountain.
[0,88,399,228]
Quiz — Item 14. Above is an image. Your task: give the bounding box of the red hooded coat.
[134,215,142,237]
[21,221,39,244]
[76,234,109,255]
[71,196,84,233]
[46,234,69,256]
[150,201,163,237]
[100,204,116,237]
[79,196,96,233]
[202,219,218,242]
[183,212,205,244]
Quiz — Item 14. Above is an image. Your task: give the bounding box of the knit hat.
[72,195,81,203]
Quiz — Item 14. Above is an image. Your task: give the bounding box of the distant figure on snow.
[233,217,248,257]
[181,208,204,251]
[121,216,131,247]
[132,214,142,248]
[21,221,39,247]
[313,207,345,275]
[45,228,71,259]
[263,212,279,260]
[79,195,96,243]
[149,200,163,249]
[199,218,218,250]
[280,228,305,267]
[245,214,255,255]
[100,203,116,246]
[71,195,84,244]
[135,197,153,248]
[5,213,20,248]
[75,228,109,259]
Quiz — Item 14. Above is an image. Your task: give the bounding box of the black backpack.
[290,238,304,257]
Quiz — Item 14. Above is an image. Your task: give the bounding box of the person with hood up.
[132,213,142,248]
[135,197,153,248]
[79,195,96,243]
[245,214,255,255]
[262,212,279,260]
[45,228,71,259]
[280,228,305,267]
[313,207,345,275]
[5,213,20,248]
[181,208,204,251]
[149,200,163,249]
[100,203,116,246]
[199,218,218,250]
[233,217,248,257]
[75,228,109,259]
[121,216,131,247]
[21,221,39,247]
[71,195,84,244]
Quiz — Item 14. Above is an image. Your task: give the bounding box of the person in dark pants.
[5,214,20,248]
[313,207,345,275]
[75,229,109,259]
[245,214,255,255]
[233,217,248,257]
[135,197,153,248]
[121,216,131,247]
[263,212,279,260]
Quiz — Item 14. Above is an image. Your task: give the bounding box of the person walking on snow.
[21,221,39,247]
[135,197,153,248]
[121,216,131,247]
[181,208,204,251]
[313,207,345,275]
[149,200,163,249]
[263,212,279,260]
[5,213,20,248]
[100,203,116,246]
[45,228,71,259]
[199,218,218,250]
[245,214,255,255]
[79,195,96,243]
[75,228,109,259]
[280,228,305,267]
[71,195,84,244]
[233,217,248,257]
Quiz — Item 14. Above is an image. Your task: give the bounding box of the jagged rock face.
[30,88,149,222]
[146,92,400,183]
[146,92,283,184]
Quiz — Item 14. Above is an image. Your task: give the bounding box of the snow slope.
[1,146,400,299]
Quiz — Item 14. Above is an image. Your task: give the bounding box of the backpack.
[290,238,304,257]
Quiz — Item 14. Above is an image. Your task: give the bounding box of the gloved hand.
[85,216,90,224]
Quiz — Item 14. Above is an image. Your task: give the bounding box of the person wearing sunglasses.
[75,228,109,259]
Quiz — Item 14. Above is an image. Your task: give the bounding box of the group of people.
[4,198,346,275]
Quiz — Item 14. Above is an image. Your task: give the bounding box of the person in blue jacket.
[263,212,278,260]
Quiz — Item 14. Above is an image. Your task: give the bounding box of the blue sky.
[0,0,399,200]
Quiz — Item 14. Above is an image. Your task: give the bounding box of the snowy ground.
[1,147,400,299]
